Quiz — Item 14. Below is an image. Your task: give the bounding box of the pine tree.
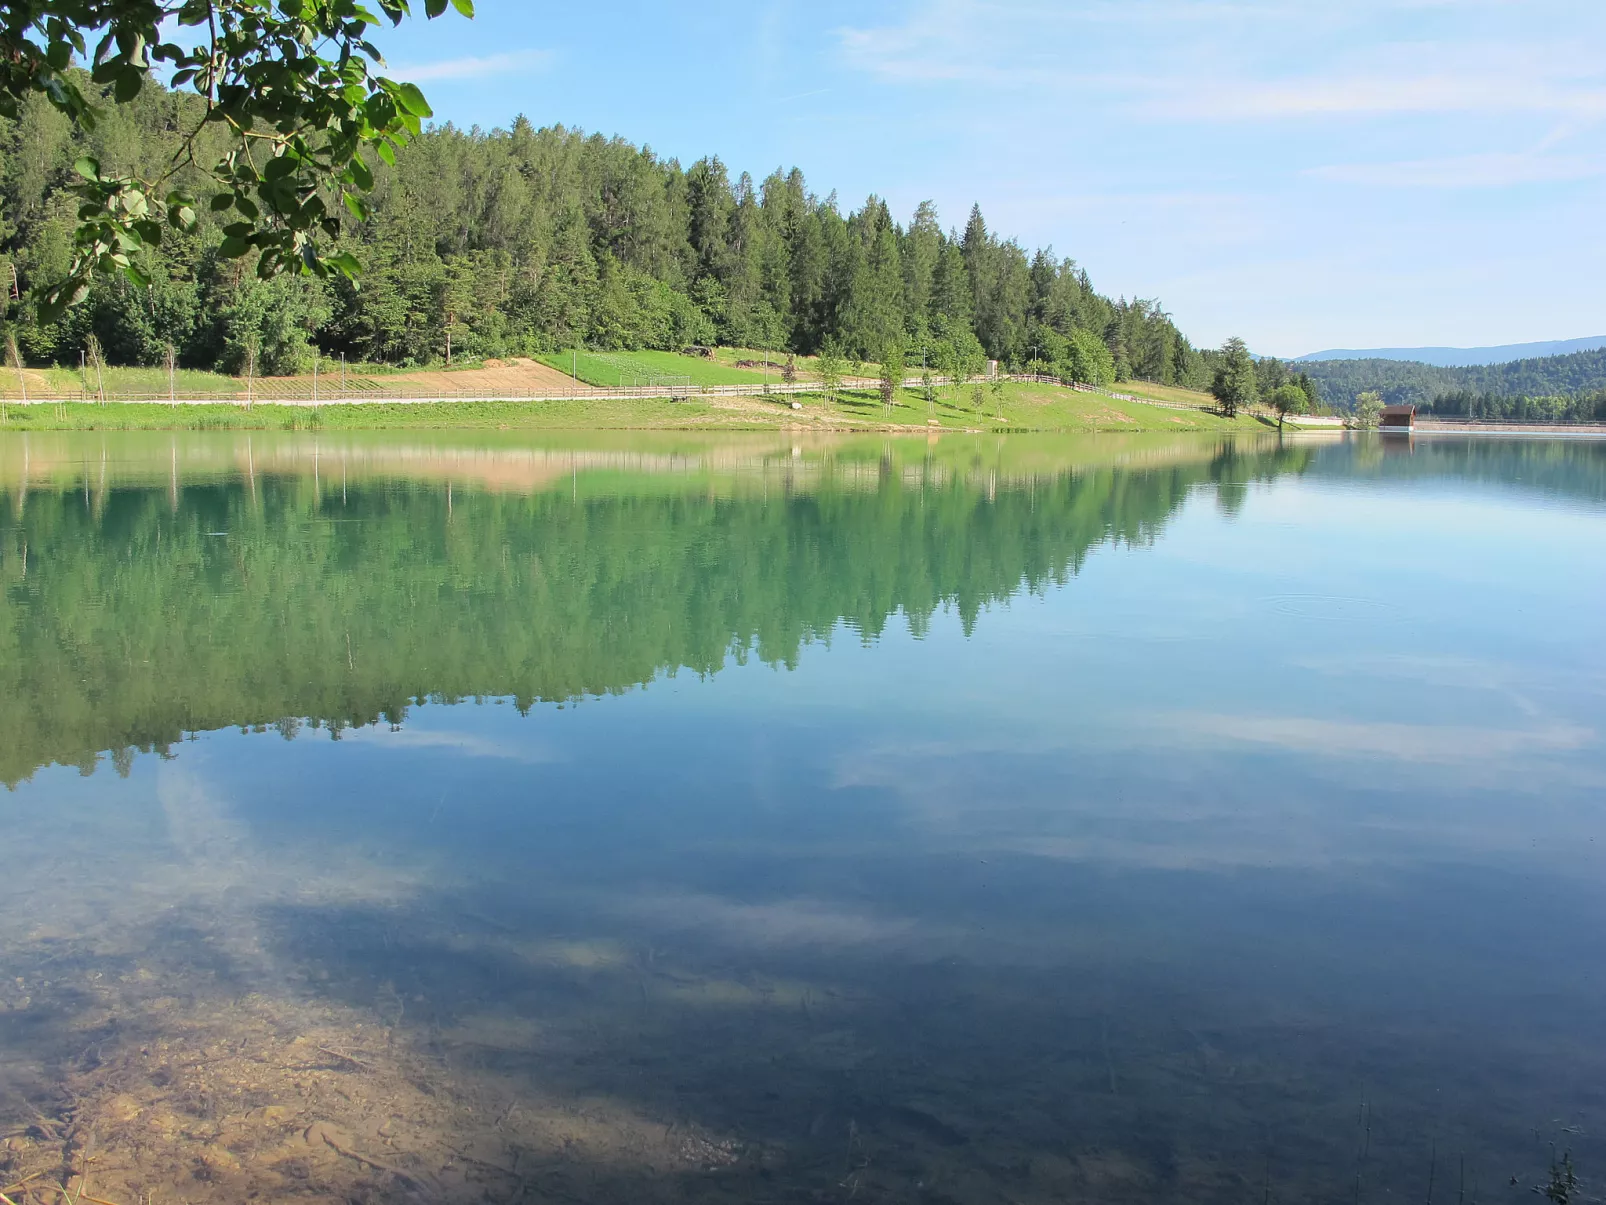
[902,201,941,331]
[1210,336,1257,418]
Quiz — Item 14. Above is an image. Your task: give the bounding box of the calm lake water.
[1,429,1603,1205]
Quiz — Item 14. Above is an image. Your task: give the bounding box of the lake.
[1,429,1603,1205]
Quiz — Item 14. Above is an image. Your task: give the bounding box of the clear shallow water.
[1,430,1603,1205]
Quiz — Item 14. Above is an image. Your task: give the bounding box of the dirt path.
[297,357,598,398]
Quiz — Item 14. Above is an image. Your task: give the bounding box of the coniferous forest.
[0,74,1208,385]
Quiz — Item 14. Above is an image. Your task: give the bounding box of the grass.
[0,398,738,431]
[36,365,248,397]
[848,379,1251,432]
[22,363,426,399]
[0,380,1264,434]
[1115,379,1220,408]
[534,348,777,388]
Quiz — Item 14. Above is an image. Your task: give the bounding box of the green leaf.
[114,67,144,104]
[327,251,363,280]
[425,0,447,16]
[393,81,432,118]
[73,157,102,182]
[451,0,475,14]
[36,278,91,325]
[210,193,235,212]
[219,236,252,259]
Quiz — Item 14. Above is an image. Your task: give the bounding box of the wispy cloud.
[341,726,564,764]
[837,3,1606,122]
[1157,73,1606,122]
[1171,713,1595,764]
[389,49,553,83]
[1309,151,1606,188]
[615,891,919,948]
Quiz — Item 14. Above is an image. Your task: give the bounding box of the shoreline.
[1,397,1600,438]
[0,392,1252,435]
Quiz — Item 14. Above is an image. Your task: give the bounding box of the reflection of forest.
[1329,433,1606,504]
[0,433,1313,786]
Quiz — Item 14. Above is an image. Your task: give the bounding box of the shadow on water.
[1,431,1604,1204]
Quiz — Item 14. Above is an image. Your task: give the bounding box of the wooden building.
[1379,404,1417,430]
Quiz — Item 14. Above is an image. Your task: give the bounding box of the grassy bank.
[533,348,782,387]
[0,382,1259,434]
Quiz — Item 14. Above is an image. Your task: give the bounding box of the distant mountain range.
[1295,336,1606,368]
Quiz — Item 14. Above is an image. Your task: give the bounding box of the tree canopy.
[0,73,1215,385]
[1299,347,1606,416]
[0,0,470,320]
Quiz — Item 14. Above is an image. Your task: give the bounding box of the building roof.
[1380,404,1417,416]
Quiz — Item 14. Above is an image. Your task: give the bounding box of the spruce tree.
[1210,336,1257,418]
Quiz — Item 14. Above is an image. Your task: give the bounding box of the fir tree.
[1210,336,1257,418]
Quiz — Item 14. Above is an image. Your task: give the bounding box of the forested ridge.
[1301,348,1606,419]
[0,72,1208,388]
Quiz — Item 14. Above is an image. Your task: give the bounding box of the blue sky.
[373,1,1606,358]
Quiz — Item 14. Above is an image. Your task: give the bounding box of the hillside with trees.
[0,74,1212,390]
[1299,348,1606,418]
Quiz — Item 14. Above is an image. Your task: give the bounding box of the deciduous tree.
[878,342,905,412]
[1354,390,1384,429]
[0,0,471,319]
[1268,383,1309,429]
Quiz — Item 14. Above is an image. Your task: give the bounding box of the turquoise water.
[1,431,1603,1204]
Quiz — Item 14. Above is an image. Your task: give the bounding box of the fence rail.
[0,370,1266,417]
